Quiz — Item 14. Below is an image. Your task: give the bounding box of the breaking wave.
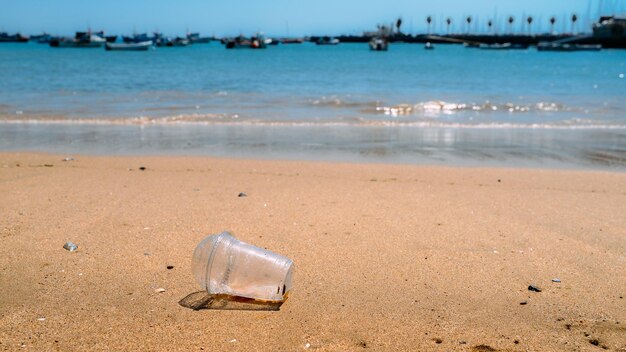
[1,114,625,130]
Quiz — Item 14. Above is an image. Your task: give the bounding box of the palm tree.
[550,16,556,33]
[487,19,493,33]
[446,17,452,34]
[508,16,514,34]
[396,18,403,34]
[571,13,578,34]
[426,16,432,34]
[527,16,533,34]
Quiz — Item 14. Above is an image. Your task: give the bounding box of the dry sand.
[0,152,625,351]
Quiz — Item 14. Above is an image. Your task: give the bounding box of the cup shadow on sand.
[179,291,284,311]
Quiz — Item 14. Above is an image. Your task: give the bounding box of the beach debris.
[154,288,166,293]
[166,265,174,270]
[238,192,247,197]
[139,166,146,171]
[192,232,293,303]
[528,285,542,292]
[229,339,237,343]
[520,301,528,305]
[304,343,311,349]
[43,164,54,167]
[37,317,46,321]
[63,241,78,252]
[62,157,74,161]
[552,278,561,283]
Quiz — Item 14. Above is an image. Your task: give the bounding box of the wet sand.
[0,152,625,351]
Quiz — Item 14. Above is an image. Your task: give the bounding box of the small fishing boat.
[0,32,29,43]
[187,32,212,43]
[537,42,602,52]
[50,31,106,48]
[479,43,528,50]
[316,36,339,45]
[280,38,304,44]
[105,40,153,51]
[424,42,435,50]
[224,34,267,49]
[369,37,388,51]
[123,33,155,43]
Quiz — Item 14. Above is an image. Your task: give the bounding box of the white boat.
[105,40,153,51]
[50,33,106,48]
[369,37,388,51]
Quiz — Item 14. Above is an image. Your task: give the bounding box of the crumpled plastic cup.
[192,232,294,302]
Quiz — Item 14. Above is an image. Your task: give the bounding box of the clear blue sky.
[1,0,624,36]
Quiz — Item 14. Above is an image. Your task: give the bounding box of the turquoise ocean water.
[0,42,625,168]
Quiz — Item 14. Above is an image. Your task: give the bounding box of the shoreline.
[1,152,625,351]
[2,123,625,171]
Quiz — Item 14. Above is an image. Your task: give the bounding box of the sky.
[1,0,624,36]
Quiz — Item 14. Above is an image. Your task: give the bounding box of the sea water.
[0,42,624,168]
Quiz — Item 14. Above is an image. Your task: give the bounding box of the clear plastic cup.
[192,232,294,302]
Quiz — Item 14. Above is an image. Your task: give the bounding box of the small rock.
[63,242,78,252]
[528,285,542,292]
[238,192,247,197]
[166,265,174,270]
[154,288,166,293]
[552,278,561,283]
[139,166,146,171]
[62,157,74,162]
[43,164,54,167]
[304,343,311,349]
[229,339,237,343]
[520,301,528,305]
[37,317,46,321]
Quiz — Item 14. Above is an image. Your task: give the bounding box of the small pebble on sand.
[155,288,166,293]
[63,242,78,252]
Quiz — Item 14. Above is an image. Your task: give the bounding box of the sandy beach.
[0,152,624,351]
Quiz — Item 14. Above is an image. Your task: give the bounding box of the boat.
[537,43,602,51]
[478,43,528,50]
[264,37,279,45]
[424,42,435,50]
[316,36,339,45]
[280,38,304,44]
[224,34,267,49]
[186,32,212,43]
[105,40,153,51]
[50,31,106,48]
[369,37,388,51]
[0,32,29,43]
[105,35,118,43]
[30,33,53,43]
[165,37,190,46]
[123,33,155,43]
